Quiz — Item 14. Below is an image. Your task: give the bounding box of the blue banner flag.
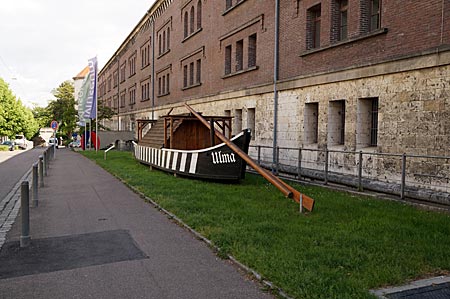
[83,57,98,120]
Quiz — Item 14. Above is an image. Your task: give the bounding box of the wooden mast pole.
[184,103,314,211]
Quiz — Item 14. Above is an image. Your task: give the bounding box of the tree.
[98,104,115,121]
[32,105,52,129]
[48,81,77,139]
[0,78,38,139]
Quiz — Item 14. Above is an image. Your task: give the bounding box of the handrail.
[184,103,315,212]
[104,144,115,160]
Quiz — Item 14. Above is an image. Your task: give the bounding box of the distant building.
[97,0,450,200]
[73,66,89,100]
[73,66,89,124]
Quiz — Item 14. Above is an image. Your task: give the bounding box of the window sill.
[182,82,202,91]
[157,49,171,60]
[141,64,150,71]
[222,0,247,16]
[157,92,170,98]
[128,73,136,79]
[182,28,202,43]
[300,28,388,57]
[140,98,150,102]
[222,66,258,79]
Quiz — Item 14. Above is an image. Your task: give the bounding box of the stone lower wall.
[105,52,450,199]
[97,131,134,149]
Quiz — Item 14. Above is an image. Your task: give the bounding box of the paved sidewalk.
[0,149,273,299]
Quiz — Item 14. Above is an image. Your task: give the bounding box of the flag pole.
[89,119,92,150]
[95,59,98,153]
[84,123,87,151]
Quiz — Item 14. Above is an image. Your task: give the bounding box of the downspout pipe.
[151,19,155,120]
[272,0,280,172]
[117,55,120,131]
[441,0,445,45]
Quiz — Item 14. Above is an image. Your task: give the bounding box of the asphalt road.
[0,147,46,201]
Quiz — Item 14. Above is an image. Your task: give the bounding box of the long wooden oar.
[185,103,315,212]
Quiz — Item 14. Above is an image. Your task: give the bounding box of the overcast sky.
[0,0,156,108]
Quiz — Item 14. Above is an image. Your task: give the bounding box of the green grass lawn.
[82,150,450,299]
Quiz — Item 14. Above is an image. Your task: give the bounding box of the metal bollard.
[32,163,38,207]
[39,155,44,187]
[20,181,31,248]
[43,151,48,176]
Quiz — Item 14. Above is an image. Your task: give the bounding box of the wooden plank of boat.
[135,130,251,181]
[184,103,315,212]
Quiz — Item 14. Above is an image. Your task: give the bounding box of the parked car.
[48,137,58,147]
[1,140,15,151]
[69,140,81,148]
[14,134,27,149]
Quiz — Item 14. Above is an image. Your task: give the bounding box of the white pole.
[95,79,98,153]
[84,123,87,151]
[94,55,99,153]
[89,119,92,150]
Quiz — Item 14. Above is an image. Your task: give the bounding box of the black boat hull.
[135,129,251,181]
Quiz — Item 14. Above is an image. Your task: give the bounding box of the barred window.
[197,0,202,29]
[184,11,189,38]
[370,0,381,31]
[339,0,348,41]
[235,39,243,71]
[189,62,194,86]
[225,45,232,75]
[307,4,321,49]
[183,65,188,88]
[196,59,201,83]
[248,34,257,67]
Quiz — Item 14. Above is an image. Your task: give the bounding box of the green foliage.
[48,81,77,139]
[98,104,115,121]
[0,77,38,139]
[32,105,52,129]
[83,151,450,299]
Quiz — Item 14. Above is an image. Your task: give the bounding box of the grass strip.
[82,150,450,299]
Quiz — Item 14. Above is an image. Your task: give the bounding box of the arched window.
[184,11,189,38]
[190,6,195,34]
[197,1,202,29]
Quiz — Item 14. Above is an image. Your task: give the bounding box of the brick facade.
[99,0,275,119]
[97,0,450,193]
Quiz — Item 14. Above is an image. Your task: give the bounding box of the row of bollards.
[20,145,55,248]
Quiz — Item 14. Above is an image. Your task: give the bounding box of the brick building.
[98,0,450,199]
